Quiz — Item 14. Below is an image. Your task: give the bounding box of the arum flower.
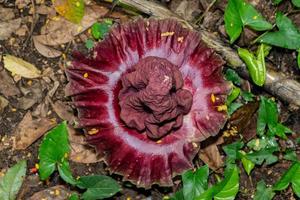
[66,18,230,188]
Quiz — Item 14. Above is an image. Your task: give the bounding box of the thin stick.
[115,0,300,107]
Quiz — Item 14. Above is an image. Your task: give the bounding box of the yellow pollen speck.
[11,108,17,112]
[88,28,92,34]
[88,128,99,135]
[64,153,68,158]
[255,138,260,148]
[52,16,60,21]
[156,140,162,144]
[211,93,216,103]
[35,163,39,169]
[217,105,227,112]
[126,197,132,200]
[27,80,32,86]
[253,15,257,20]
[223,126,238,137]
[177,36,184,43]
[83,72,89,78]
[161,32,174,37]
[62,53,66,60]
[55,189,60,196]
[76,1,80,7]
[77,26,83,33]
[50,118,56,124]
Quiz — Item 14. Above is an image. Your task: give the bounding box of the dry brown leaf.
[33,37,62,58]
[0,69,20,97]
[199,136,224,171]
[29,185,71,200]
[3,55,41,79]
[17,81,44,110]
[50,100,76,122]
[13,112,57,150]
[33,5,108,46]
[0,7,21,40]
[36,5,57,17]
[0,95,9,113]
[68,126,102,163]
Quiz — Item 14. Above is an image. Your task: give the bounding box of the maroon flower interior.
[66,18,230,188]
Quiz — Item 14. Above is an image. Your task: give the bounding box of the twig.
[23,0,37,49]
[193,0,217,25]
[115,0,300,107]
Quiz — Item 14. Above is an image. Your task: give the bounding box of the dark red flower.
[66,18,230,188]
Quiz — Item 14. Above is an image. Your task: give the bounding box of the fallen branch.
[116,0,300,107]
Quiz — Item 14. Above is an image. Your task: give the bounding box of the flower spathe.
[66,18,230,188]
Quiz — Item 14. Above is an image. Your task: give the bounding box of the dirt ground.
[0,0,300,199]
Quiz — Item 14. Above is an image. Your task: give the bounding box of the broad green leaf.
[238,44,269,86]
[77,175,121,200]
[223,141,244,164]
[268,123,292,139]
[297,49,300,69]
[241,155,255,175]
[228,102,243,115]
[170,189,184,200]
[273,162,300,197]
[253,180,275,200]
[53,0,85,24]
[224,0,272,43]
[247,137,279,151]
[38,121,70,180]
[247,147,278,165]
[273,0,283,4]
[0,160,27,200]
[58,158,77,185]
[91,20,112,40]
[182,165,209,200]
[292,0,300,7]
[227,86,241,105]
[260,12,300,50]
[196,165,239,200]
[284,149,298,162]
[225,68,241,85]
[257,96,278,136]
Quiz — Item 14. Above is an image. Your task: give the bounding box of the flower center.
[118,56,193,140]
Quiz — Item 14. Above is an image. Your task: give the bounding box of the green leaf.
[238,44,269,86]
[297,49,300,69]
[247,137,279,151]
[257,96,278,136]
[0,160,27,200]
[225,0,272,43]
[247,147,278,165]
[228,102,243,115]
[69,193,80,200]
[268,123,292,139]
[260,12,300,50]
[77,175,121,200]
[85,39,94,49]
[53,0,85,24]
[225,68,241,85]
[170,189,184,200]
[196,165,239,200]
[241,91,255,102]
[253,180,275,200]
[241,155,255,175]
[227,86,241,105]
[182,165,209,200]
[91,21,112,40]
[223,141,244,163]
[58,158,77,185]
[38,121,70,180]
[273,162,300,197]
[273,0,283,5]
[284,149,298,162]
[292,0,300,7]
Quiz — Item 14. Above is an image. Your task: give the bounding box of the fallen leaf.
[0,69,20,97]
[3,55,41,79]
[17,81,44,110]
[53,0,85,24]
[199,136,224,171]
[33,37,62,58]
[169,0,200,21]
[0,7,21,40]
[0,96,9,113]
[15,0,31,9]
[50,100,76,122]
[13,112,57,150]
[68,126,102,163]
[33,5,108,46]
[29,185,71,200]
